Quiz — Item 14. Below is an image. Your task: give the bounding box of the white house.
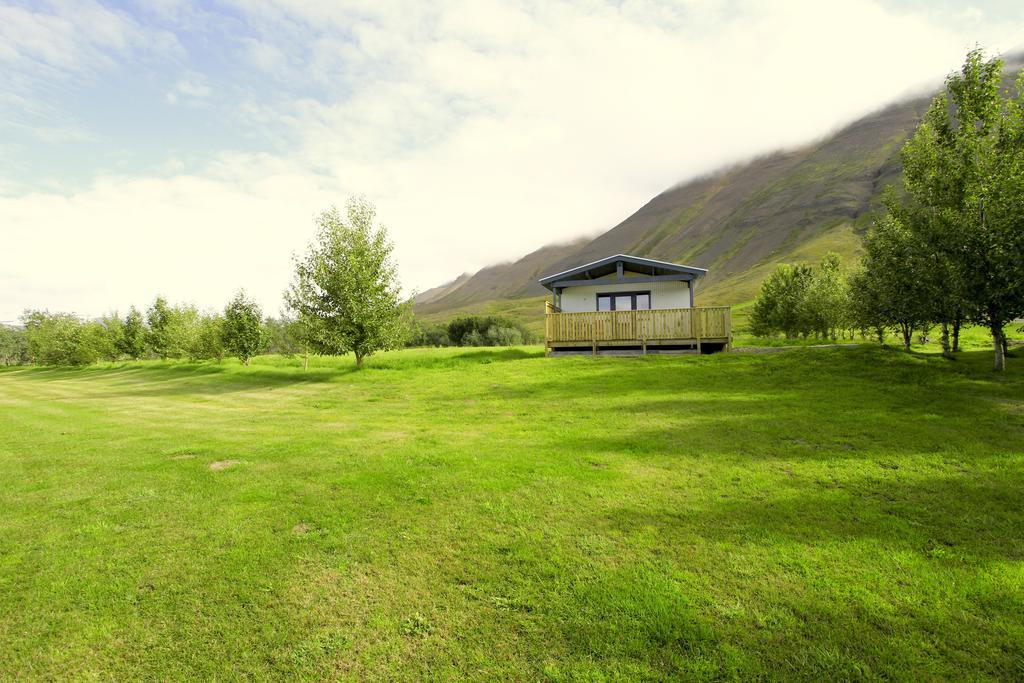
[538,253,707,312]
[538,254,730,355]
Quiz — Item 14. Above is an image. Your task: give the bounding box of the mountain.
[415,57,1023,328]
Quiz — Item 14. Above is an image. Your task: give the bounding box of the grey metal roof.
[538,254,707,290]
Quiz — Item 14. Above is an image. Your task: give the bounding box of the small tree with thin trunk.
[222,291,266,365]
[853,196,935,351]
[146,296,174,360]
[286,198,409,368]
[119,306,147,360]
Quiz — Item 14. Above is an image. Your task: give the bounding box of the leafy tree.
[146,296,175,360]
[799,253,850,340]
[749,263,815,338]
[83,320,116,363]
[285,198,410,368]
[222,292,266,365]
[146,297,204,360]
[170,305,200,360]
[189,313,226,361]
[264,316,303,356]
[851,202,935,351]
[0,325,29,365]
[901,48,1024,370]
[21,311,106,366]
[98,314,124,361]
[119,306,148,360]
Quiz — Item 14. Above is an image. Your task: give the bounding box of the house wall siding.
[559,280,692,312]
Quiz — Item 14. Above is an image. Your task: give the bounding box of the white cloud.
[0,1,180,78]
[166,73,212,104]
[1,0,1023,322]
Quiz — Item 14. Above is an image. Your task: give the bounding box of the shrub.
[404,319,451,347]
[446,316,534,347]
[486,326,523,346]
[461,329,486,346]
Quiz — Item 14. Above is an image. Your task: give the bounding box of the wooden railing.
[545,306,731,344]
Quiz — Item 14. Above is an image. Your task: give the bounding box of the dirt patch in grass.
[292,523,309,535]
[209,460,241,471]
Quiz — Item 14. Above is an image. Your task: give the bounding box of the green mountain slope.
[416,58,1021,327]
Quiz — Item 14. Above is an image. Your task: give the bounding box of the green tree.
[901,48,1024,370]
[119,306,148,360]
[98,314,124,361]
[0,325,29,365]
[21,311,105,366]
[146,296,175,359]
[749,263,815,338]
[285,198,410,368]
[798,253,850,340]
[264,316,302,356]
[189,313,226,361]
[146,297,202,360]
[222,291,266,365]
[852,203,934,351]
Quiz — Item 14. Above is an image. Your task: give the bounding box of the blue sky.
[1,0,1022,322]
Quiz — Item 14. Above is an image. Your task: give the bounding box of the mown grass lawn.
[1,347,1022,680]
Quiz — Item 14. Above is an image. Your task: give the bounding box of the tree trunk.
[303,350,309,371]
[992,324,1005,371]
[356,353,364,369]
[900,323,911,352]
[940,321,952,359]
[875,327,885,345]
[952,318,961,353]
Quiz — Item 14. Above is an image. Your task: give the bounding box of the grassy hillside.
[416,58,1023,330]
[2,348,1023,679]
[415,94,927,323]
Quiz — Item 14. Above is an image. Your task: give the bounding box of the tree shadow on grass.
[488,348,1023,467]
[597,468,1024,562]
[364,346,545,370]
[0,362,344,398]
[0,347,548,398]
[549,390,1022,464]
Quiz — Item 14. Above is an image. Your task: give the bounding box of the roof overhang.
[538,254,708,291]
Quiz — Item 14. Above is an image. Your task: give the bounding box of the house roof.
[538,254,707,290]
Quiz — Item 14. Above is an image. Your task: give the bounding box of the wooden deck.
[544,303,731,355]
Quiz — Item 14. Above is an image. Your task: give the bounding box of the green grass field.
[2,347,1023,680]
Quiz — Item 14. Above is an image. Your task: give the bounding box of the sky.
[1,0,1022,322]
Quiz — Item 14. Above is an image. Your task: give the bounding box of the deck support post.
[695,308,702,354]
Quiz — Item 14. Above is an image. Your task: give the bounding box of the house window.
[596,291,652,311]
